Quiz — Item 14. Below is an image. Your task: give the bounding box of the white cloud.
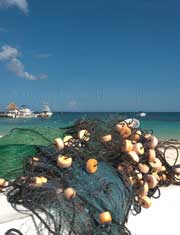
[0,45,48,80]
[0,45,19,61]
[0,0,28,14]
[7,58,47,80]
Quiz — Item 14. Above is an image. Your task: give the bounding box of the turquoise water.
[0,112,180,139]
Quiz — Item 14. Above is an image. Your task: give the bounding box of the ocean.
[0,112,180,139]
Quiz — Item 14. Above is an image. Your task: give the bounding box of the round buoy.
[78,129,90,141]
[146,136,158,149]
[138,163,150,174]
[57,155,72,168]
[131,130,142,142]
[128,151,140,163]
[86,159,98,174]
[149,158,162,171]
[101,134,112,143]
[133,143,144,155]
[119,126,131,139]
[139,196,152,209]
[63,136,73,146]
[148,149,156,162]
[121,139,133,153]
[54,138,64,150]
[146,175,158,189]
[99,211,112,224]
[64,188,76,200]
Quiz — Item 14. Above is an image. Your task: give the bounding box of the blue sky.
[0,0,180,111]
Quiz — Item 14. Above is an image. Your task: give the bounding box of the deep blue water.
[0,112,180,139]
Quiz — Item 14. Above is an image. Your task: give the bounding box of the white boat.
[37,104,53,118]
[7,105,37,119]
[139,112,146,117]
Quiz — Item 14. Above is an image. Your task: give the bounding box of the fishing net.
[0,118,180,235]
[0,127,63,179]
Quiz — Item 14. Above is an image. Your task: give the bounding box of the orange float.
[119,126,131,139]
[128,151,140,163]
[40,177,48,183]
[57,155,72,169]
[144,133,151,139]
[63,135,73,146]
[32,157,39,161]
[148,149,156,162]
[33,176,47,186]
[139,195,152,208]
[99,211,112,224]
[30,157,39,165]
[131,130,142,142]
[78,129,90,141]
[117,164,125,173]
[86,159,98,174]
[101,134,112,143]
[0,178,8,187]
[134,170,143,180]
[54,138,64,150]
[146,136,158,149]
[129,176,136,185]
[159,174,167,181]
[149,158,162,171]
[134,180,149,196]
[161,166,166,172]
[146,174,158,189]
[133,143,144,155]
[121,139,133,152]
[116,121,127,132]
[152,172,160,182]
[174,167,180,175]
[139,181,149,196]
[64,188,76,200]
[138,163,150,174]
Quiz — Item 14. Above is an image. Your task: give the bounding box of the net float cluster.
[1,118,180,228]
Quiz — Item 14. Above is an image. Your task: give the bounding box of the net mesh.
[0,118,180,235]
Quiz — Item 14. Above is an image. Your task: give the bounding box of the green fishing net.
[0,127,64,179]
[3,118,179,235]
[0,119,134,234]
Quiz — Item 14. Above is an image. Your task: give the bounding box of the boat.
[6,104,37,119]
[37,104,53,118]
[139,112,146,117]
[16,105,37,118]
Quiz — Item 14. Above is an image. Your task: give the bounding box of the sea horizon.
[1,112,180,140]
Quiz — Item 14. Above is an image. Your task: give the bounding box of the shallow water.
[0,112,180,139]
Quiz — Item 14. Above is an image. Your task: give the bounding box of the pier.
[0,112,9,118]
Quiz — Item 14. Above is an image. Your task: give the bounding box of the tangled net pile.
[0,118,180,235]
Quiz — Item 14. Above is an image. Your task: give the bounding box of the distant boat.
[6,105,37,119]
[37,104,53,118]
[139,112,146,117]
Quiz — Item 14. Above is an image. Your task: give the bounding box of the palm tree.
[7,102,18,110]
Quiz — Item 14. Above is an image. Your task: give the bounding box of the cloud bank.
[0,0,28,14]
[0,45,48,80]
[0,45,19,61]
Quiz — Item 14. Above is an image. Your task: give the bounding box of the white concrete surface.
[0,186,180,234]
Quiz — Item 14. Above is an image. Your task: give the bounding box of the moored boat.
[37,104,53,118]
